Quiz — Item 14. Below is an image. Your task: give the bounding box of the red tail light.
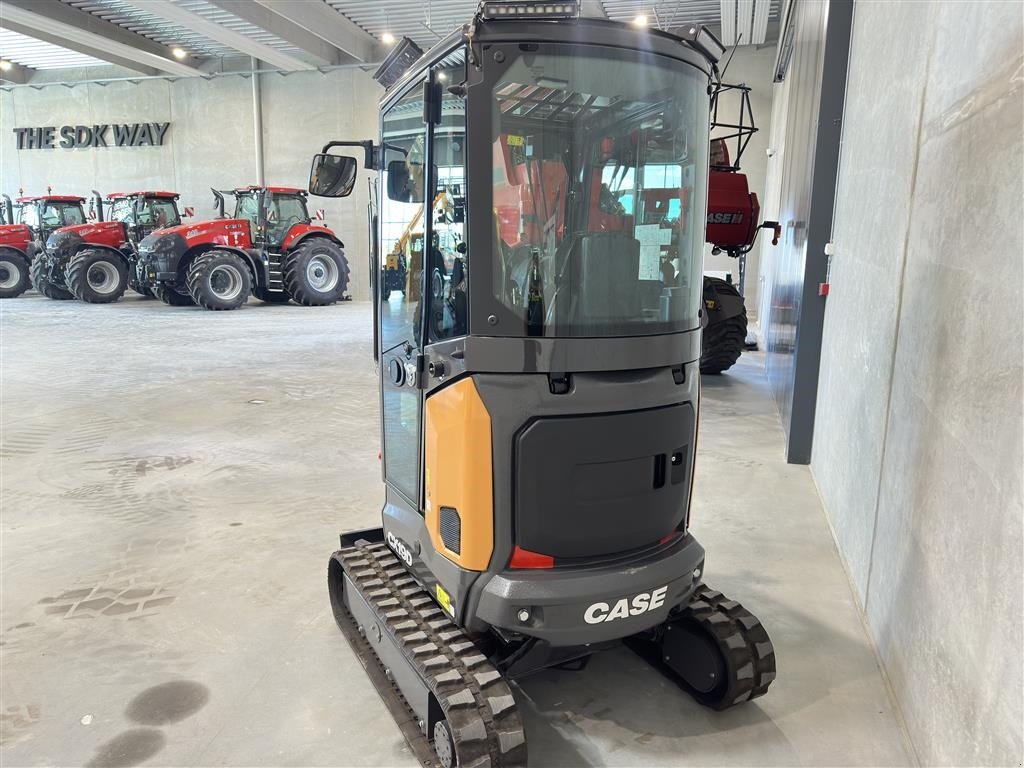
[508,545,554,569]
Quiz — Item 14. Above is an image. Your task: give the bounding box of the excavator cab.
[311,7,775,766]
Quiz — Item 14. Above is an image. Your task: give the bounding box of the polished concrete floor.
[1,295,914,767]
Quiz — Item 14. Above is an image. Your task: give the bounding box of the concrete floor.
[1,295,914,768]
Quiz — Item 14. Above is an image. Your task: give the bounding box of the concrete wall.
[705,44,776,319]
[0,66,382,298]
[812,1,1023,765]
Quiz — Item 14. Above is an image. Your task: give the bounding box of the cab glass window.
[426,51,468,343]
[235,194,259,223]
[138,199,180,228]
[488,46,709,337]
[42,203,85,226]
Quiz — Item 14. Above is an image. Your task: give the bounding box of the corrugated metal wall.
[757,0,852,463]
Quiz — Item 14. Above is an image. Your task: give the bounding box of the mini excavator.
[310,6,776,766]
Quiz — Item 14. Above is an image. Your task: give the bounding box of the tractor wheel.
[700,277,747,375]
[66,249,129,304]
[129,273,155,298]
[186,250,252,311]
[153,286,194,306]
[0,250,31,299]
[30,256,74,300]
[284,238,349,306]
[253,287,291,304]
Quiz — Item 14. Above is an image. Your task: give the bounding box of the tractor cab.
[232,186,311,250]
[106,192,182,243]
[17,195,87,244]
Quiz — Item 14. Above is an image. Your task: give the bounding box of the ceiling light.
[632,14,648,26]
[381,32,395,45]
[0,60,12,71]
[437,72,448,82]
[171,46,187,59]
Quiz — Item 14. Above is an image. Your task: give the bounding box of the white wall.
[705,43,776,320]
[812,1,1023,764]
[0,66,382,298]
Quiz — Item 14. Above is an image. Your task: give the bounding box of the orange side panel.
[424,378,494,571]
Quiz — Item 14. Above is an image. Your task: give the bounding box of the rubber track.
[335,541,527,768]
[683,584,776,708]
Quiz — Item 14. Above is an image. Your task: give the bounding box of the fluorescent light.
[0,60,12,71]
[171,46,187,59]
[381,32,395,44]
[632,14,648,25]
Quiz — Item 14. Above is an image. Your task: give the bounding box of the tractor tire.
[129,273,155,298]
[253,287,291,304]
[66,249,129,304]
[186,250,252,311]
[30,256,74,300]
[153,286,194,306]
[283,238,349,306]
[700,277,747,375]
[0,250,31,299]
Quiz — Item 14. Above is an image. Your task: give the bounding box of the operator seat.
[565,231,641,331]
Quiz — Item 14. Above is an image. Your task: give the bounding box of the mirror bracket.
[320,140,379,171]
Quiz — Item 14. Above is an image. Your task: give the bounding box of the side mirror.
[386,158,426,203]
[309,153,358,198]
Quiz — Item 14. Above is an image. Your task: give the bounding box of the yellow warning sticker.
[506,135,525,147]
[435,584,455,616]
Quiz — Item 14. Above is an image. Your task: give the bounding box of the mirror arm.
[320,140,378,171]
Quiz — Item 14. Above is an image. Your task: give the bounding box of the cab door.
[379,80,429,507]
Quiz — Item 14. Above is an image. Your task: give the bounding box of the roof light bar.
[480,1,580,20]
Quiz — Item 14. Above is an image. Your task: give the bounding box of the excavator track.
[329,538,527,768]
[627,583,776,710]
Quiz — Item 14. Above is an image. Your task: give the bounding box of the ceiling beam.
[0,0,203,76]
[1,19,157,75]
[118,0,316,72]
[203,0,347,66]
[0,59,36,85]
[251,0,383,64]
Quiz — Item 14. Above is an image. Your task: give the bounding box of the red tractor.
[136,186,348,310]
[700,83,780,374]
[0,193,88,299]
[0,194,34,298]
[37,191,183,303]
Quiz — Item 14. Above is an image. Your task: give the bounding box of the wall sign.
[12,122,171,150]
